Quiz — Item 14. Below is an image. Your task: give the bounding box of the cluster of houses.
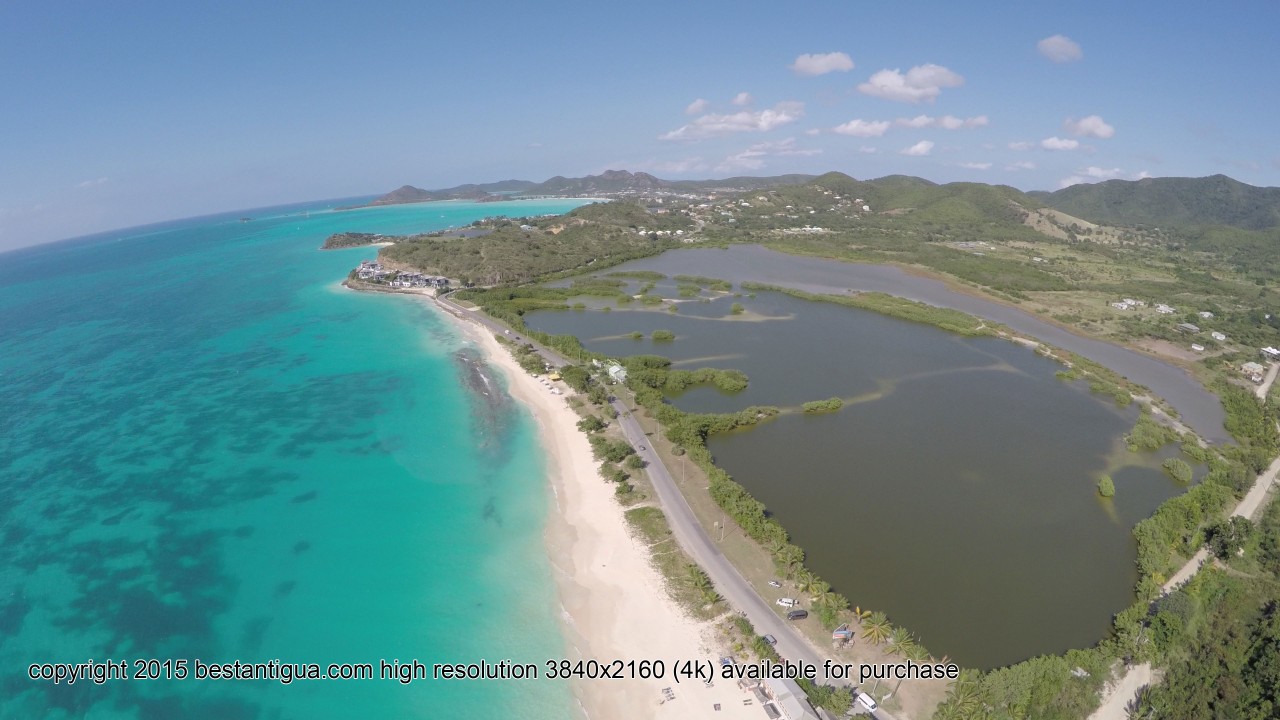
[354,260,449,289]
[1241,348,1280,383]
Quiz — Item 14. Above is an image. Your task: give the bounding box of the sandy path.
[1088,663,1153,720]
[435,304,761,720]
[1256,362,1279,400]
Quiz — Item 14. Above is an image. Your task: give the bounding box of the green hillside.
[1036,174,1280,231]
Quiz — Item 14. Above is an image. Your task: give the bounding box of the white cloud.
[1040,136,1080,150]
[660,101,805,141]
[1008,141,1033,151]
[1064,115,1115,139]
[685,98,709,115]
[717,137,820,172]
[960,162,992,170]
[76,177,109,188]
[900,140,935,156]
[731,92,753,106]
[832,119,891,137]
[895,114,988,129]
[857,64,964,103]
[1135,170,1153,180]
[1057,166,1125,188]
[790,52,855,76]
[1006,160,1036,170]
[1038,35,1083,63]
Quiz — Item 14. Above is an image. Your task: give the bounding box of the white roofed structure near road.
[764,678,821,720]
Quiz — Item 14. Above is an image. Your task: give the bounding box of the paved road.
[436,292,894,719]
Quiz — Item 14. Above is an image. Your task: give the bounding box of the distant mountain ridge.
[354,170,817,208]
[1032,174,1280,231]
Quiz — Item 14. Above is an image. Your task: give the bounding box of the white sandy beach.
[434,302,762,720]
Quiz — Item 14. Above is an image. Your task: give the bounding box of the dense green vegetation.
[1126,413,1180,451]
[1163,457,1194,484]
[802,397,844,413]
[1097,475,1115,498]
[1037,174,1280,233]
[380,203,685,284]
[1129,566,1280,720]
[651,329,675,342]
[674,274,733,291]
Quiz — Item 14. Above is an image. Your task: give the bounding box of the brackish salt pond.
[527,268,1206,669]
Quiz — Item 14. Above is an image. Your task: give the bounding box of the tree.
[731,302,745,314]
[651,329,675,341]
[1205,516,1255,560]
[862,612,891,645]
[794,570,818,595]
[1162,457,1194,484]
[1097,474,1116,497]
[808,579,831,601]
[576,415,606,433]
[890,643,933,697]
[887,627,915,658]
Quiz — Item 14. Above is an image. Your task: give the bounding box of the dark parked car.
[762,634,777,646]
[786,609,808,621]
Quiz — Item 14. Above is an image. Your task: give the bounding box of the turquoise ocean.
[0,198,593,719]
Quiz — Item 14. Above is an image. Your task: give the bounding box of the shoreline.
[423,297,760,720]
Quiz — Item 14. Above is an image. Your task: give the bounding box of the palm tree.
[807,578,830,601]
[851,607,872,623]
[942,670,983,720]
[861,612,891,645]
[794,569,817,594]
[775,544,805,577]
[890,643,933,697]
[886,627,914,657]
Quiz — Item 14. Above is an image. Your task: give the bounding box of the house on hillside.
[1191,344,1205,352]
[1242,362,1266,383]
[1176,323,1200,334]
[1262,347,1280,361]
[1199,311,1215,319]
[1211,331,1227,342]
[1155,304,1176,314]
[606,364,628,383]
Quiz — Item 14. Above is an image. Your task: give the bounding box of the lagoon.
[525,279,1198,669]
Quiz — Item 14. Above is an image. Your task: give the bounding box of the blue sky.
[3,0,1278,250]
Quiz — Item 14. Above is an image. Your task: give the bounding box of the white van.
[857,693,879,712]
[775,597,797,608]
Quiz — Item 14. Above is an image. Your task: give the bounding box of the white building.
[1199,311,1215,319]
[763,678,820,720]
[1155,304,1176,314]
[1211,332,1227,342]
[1262,347,1280,360]
[1191,344,1205,352]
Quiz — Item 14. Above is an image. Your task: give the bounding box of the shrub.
[652,329,675,341]
[1163,457,1194,484]
[802,397,844,414]
[1098,475,1116,497]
